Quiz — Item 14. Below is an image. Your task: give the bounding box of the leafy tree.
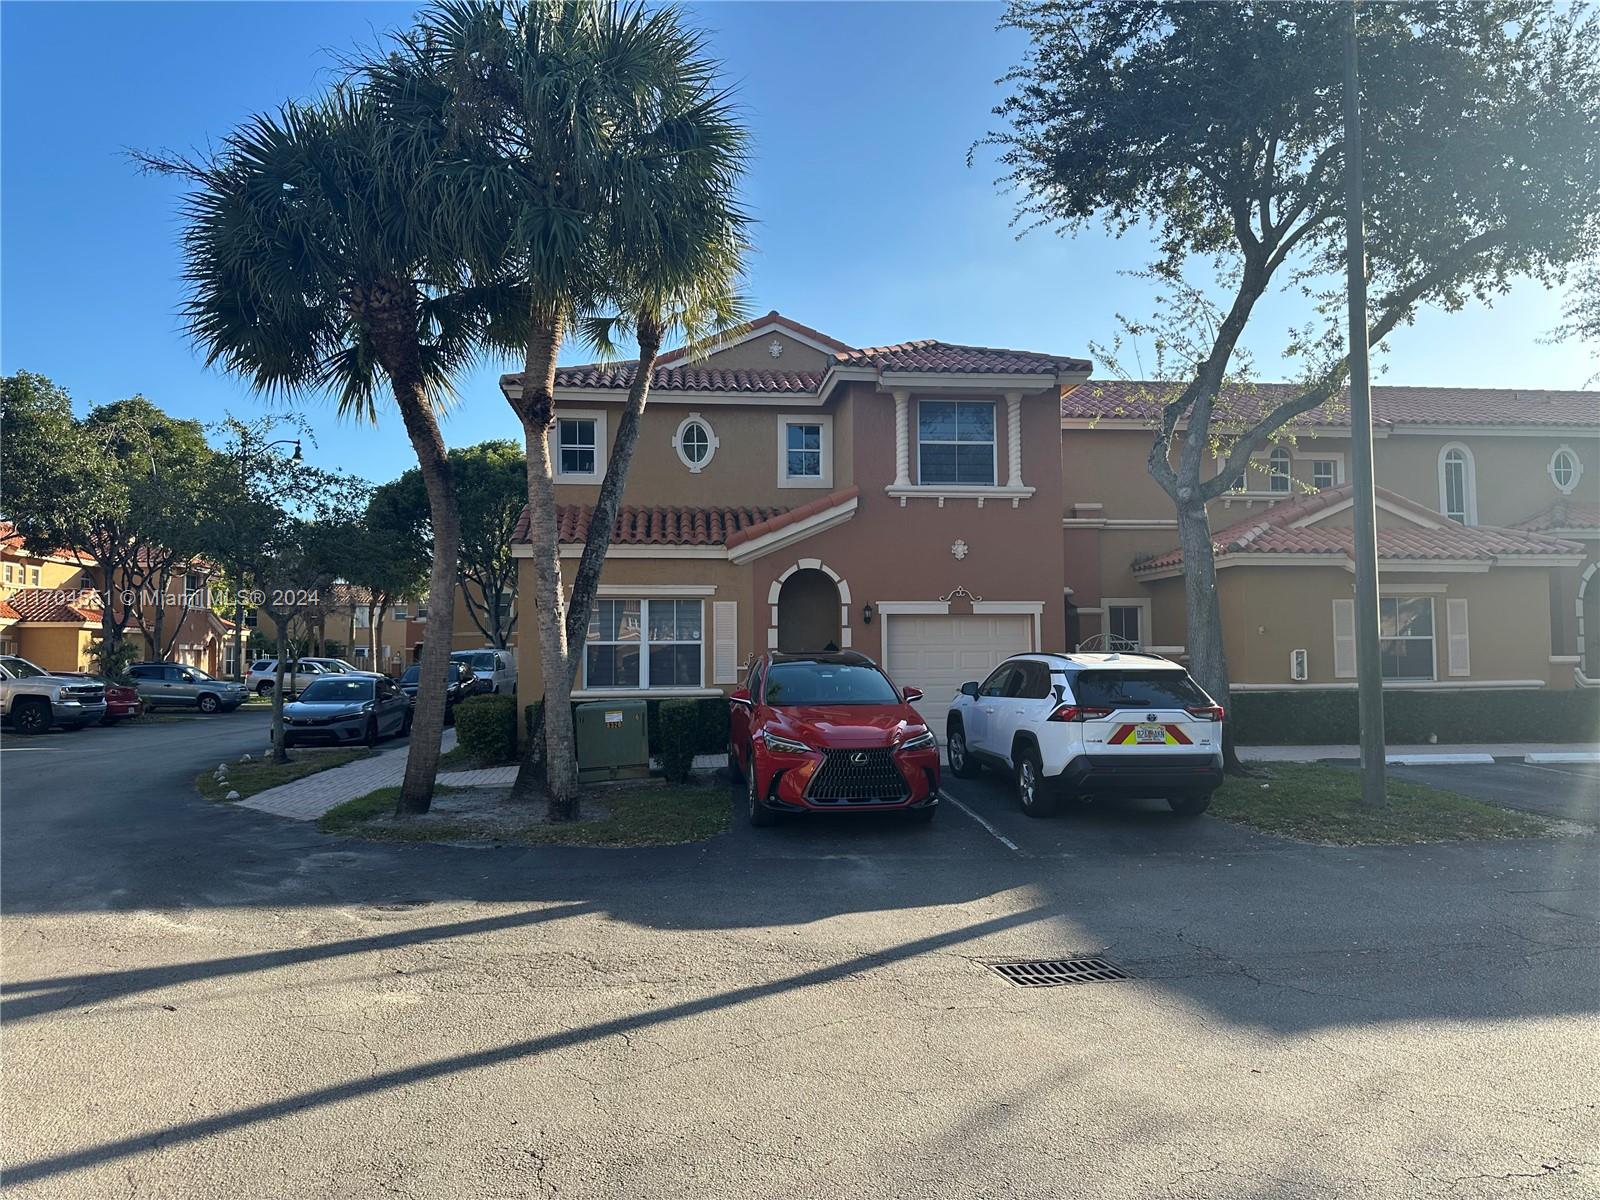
[1550,259,1600,383]
[141,89,523,811]
[367,0,750,818]
[987,0,1600,744]
[344,482,432,667]
[1,374,213,665]
[378,440,526,649]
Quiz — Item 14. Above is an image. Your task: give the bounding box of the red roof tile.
[1512,500,1600,533]
[2,587,103,623]
[512,504,789,547]
[724,487,860,550]
[1134,485,1583,573]
[835,339,1091,376]
[0,598,19,621]
[551,364,823,393]
[655,311,856,366]
[1063,380,1600,428]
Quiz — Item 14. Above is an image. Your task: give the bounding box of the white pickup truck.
[0,655,107,733]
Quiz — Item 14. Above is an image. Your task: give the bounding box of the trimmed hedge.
[524,695,729,758]
[657,700,700,783]
[455,694,519,763]
[1230,688,1600,746]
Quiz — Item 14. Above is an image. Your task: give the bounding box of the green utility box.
[574,699,650,782]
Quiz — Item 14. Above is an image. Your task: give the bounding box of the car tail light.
[1048,705,1114,722]
[1186,705,1225,721]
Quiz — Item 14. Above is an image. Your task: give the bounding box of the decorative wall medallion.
[951,539,969,561]
[768,338,784,359]
[939,584,983,604]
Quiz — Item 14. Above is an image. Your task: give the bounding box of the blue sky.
[2,1,1591,484]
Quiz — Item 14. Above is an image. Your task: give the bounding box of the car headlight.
[898,729,937,752]
[758,732,812,755]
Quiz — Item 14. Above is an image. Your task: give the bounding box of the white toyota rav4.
[945,652,1224,817]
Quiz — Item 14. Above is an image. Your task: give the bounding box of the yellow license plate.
[1134,724,1166,745]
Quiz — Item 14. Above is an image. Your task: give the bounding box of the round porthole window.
[672,414,718,473]
[1548,446,1583,495]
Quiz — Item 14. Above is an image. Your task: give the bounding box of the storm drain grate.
[983,957,1130,987]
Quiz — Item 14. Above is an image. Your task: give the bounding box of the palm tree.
[367,0,750,820]
[139,90,521,813]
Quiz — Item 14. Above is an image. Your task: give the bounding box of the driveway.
[3,720,1596,1198]
[1389,760,1600,825]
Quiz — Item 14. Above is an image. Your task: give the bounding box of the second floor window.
[918,400,995,486]
[1267,447,1292,493]
[785,423,822,479]
[558,418,597,476]
[1439,444,1477,525]
[1312,459,1336,489]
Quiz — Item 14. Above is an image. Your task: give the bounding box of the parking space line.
[940,791,1022,854]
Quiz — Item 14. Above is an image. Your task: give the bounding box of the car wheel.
[946,720,980,778]
[256,682,274,696]
[747,765,778,827]
[1015,747,1058,817]
[1168,792,1214,817]
[197,694,220,715]
[363,717,379,748]
[11,699,50,735]
[400,709,413,736]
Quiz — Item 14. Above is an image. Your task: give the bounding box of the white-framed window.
[584,597,703,689]
[3,563,13,585]
[552,409,605,483]
[777,414,833,488]
[28,566,40,587]
[917,400,996,486]
[1548,445,1583,495]
[354,644,369,661]
[1312,459,1337,489]
[392,605,408,620]
[1102,597,1151,650]
[1267,446,1292,493]
[223,642,240,677]
[672,413,718,473]
[1380,596,1436,680]
[1438,443,1477,525]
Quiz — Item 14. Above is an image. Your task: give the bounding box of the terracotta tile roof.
[1512,500,1600,533]
[0,521,95,565]
[656,310,856,366]
[1063,380,1600,428]
[2,587,103,623]
[551,363,823,393]
[0,522,23,553]
[724,487,860,550]
[1134,485,1583,574]
[512,503,789,547]
[836,339,1091,376]
[0,598,19,621]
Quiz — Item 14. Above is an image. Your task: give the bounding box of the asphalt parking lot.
[4,721,1597,1198]
[1388,759,1600,825]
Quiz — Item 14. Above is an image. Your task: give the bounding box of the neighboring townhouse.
[505,313,1599,729]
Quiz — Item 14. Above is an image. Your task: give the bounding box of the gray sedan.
[281,676,412,748]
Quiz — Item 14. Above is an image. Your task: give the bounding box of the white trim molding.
[671,412,718,473]
[727,493,859,565]
[886,483,1035,509]
[766,559,851,652]
[776,412,834,489]
[551,408,606,484]
[595,584,716,596]
[1230,679,1546,692]
[1547,444,1584,495]
[1101,596,1153,648]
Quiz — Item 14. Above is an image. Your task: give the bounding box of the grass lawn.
[1211,762,1557,845]
[196,748,374,802]
[318,780,729,846]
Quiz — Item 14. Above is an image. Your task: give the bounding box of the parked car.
[945,652,1224,818]
[728,651,940,827]
[0,655,107,733]
[246,658,371,696]
[300,656,382,677]
[55,672,142,724]
[282,675,411,748]
[127,662,249,714]
[398,661,477,723]
[450,648,516,695]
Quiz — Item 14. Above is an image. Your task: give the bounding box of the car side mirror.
[730,687,752,707]
[960,681,980,698]
[902,686,924,702]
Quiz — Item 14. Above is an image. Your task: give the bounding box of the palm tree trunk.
[388,368,461,817]
[513,304,582,820]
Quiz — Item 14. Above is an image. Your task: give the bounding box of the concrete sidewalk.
[1239,742,1600,765]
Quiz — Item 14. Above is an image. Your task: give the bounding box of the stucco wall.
[16,626,94,673]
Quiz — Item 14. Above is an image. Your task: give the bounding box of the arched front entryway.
[768,559,851,652]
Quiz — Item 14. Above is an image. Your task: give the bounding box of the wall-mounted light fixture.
[861,603,874,625]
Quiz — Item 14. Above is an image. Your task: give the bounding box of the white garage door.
[885,613,1034,739]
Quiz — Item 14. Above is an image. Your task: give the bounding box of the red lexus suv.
[729,651,941,826]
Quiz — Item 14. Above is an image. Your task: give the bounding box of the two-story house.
[506,312,1599,732]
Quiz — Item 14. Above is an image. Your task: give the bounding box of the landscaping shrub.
[657,700,699,783]
[455,693,518,763]
[525,695,729,757]
[1229,688,1600,745]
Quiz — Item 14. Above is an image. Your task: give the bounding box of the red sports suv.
[729,651,940,826]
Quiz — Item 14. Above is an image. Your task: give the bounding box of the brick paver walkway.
[239,731,482,821]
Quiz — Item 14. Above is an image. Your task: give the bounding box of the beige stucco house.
[505,313,1599,732]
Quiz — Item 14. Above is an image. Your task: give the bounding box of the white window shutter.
[1446,598,1470,677]
[1332,599,1356,678]
[712,601,738,684]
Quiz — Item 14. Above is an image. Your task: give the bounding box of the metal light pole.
[1343,1,1387,807]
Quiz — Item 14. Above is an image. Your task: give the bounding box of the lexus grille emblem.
[1147,713,1158,722]
[850,752,868,765]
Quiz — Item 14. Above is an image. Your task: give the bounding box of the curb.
[1524,751,1600,765]
[1384,753,1497,766]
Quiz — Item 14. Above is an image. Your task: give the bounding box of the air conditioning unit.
[1289,648,1309,682]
